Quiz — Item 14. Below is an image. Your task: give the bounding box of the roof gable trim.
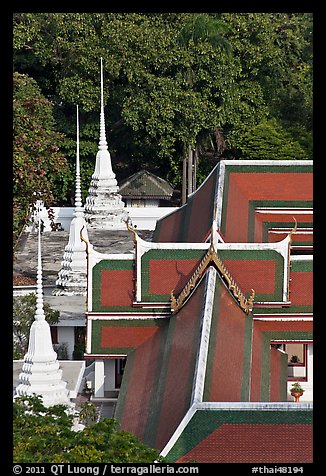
[170,241,255,315]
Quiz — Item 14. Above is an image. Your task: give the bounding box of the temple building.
[119,169,174,208]
[82,159,313,463]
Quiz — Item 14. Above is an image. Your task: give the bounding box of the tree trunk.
[187,146,193,197]
[182,156,187,205]
[193,146,198,191]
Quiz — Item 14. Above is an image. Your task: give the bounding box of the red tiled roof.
[178,423,313,463]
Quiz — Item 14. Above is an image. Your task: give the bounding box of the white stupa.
[15,210,70,407]
[84,57,128,229]
[54,106,88,295]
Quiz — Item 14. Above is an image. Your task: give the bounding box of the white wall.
[27,205,177,232]
[125,206,176,230]
[124,199,160,207]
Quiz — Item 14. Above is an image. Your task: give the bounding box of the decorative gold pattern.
[170,243,255,315]
[170,290,177,310]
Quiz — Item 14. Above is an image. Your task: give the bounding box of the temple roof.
[83,159,313,462]
[153,160,313,244]
[119,170,174,200]
[86,265,313,458]
[164,405,313,463]
[14,158,313,462]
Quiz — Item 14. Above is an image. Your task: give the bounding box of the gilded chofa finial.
[293,216,298,232]
[124,217,137,243]
[289,216,298,244]
[80,225,89,252]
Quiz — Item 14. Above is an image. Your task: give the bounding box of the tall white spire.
[84,57,128,229]
[75,104,83,215]
[98,57,113,176]
[35,214,45,320]
[54,105,88,295]
[15,208,70,406]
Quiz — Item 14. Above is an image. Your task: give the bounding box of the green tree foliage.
[13,293,60,359]
[13,395,162,463]
[13,13,312,197]
[13,71,69,249]
[78,401,98,425]
[238,118,308,161]
[220,13,313,156]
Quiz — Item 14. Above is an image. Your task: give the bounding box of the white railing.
[79,361,96,393]
[84,361,96,376]
[13,284,56,297]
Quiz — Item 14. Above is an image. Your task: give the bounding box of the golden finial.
[80,225,89,252]
[292,216,298,233]
[124,217,137,243]
[289,216,298,244]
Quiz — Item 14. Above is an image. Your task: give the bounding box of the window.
[115,358,127,388]
[283,343,307,381]
[50,326,58,344]
[284,343,306,366]
[270,342,308,382]
[75,326,86,345]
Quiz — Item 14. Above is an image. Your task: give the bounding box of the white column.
[94,359,105,398]
[304,343,313,401]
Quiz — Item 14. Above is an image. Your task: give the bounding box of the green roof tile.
[119,170,174,199]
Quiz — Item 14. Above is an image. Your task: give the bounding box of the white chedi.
[55,105,88,295]
[84,57,128,229]
[15,214,70,407]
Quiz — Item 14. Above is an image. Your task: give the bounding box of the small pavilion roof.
[119,170,174,200]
